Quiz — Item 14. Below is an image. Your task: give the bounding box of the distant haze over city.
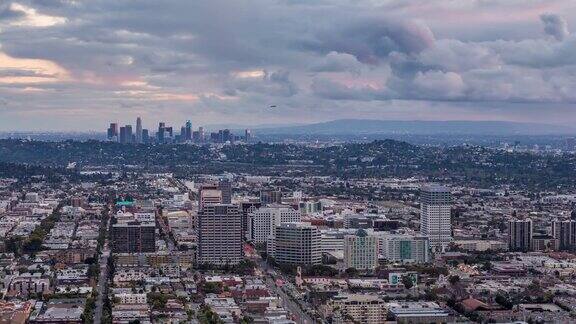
[227,119,576,136]
[2,118,575,137]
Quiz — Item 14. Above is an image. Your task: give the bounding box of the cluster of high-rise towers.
[106,117,252,144]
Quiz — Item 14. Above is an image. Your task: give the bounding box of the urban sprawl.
[1,135,576,324]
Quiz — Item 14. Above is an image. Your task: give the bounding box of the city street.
[254,256,318,324]
[264,276,317,324]
[156,206,177,252]
[94,217,111,324]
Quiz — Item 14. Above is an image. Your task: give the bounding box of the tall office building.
[192,131,200,142]
[248,205,301,243]
[260,189,283,205]
[344,229,379,271]
[240,201,262,237]
[164,126,173,142]
[179,126,186,143]
[119,125,133,144]
[245,129,251,142]
[142,129,149,143]
[508,219,533,252]
[198,204,243,266]
[219,179,232,204]
[419,185,452,252]
[157,122,166,143]
[198,127,205,143]
[378,233,430,263]
[552,220,576,251]
[107,123,119,141]
[185,120,192,141]
[222,129,232,143]
[136,117,142,143]
[112,220,156,253]
[270,222,321,265]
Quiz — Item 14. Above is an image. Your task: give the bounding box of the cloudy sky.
[0,0,576,131]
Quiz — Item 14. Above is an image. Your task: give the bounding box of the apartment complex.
[248,205,301,244]
[112,220,156,253]
[379,233,430,264]
[198,204,243,266]
[343,229,379,270]
[271,222,321,265]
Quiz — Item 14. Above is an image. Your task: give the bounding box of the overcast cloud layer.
[0,0,576,131]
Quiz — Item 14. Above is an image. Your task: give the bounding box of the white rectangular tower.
[420,185,452,252]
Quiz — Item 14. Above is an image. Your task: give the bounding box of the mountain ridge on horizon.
[245,119,576,136]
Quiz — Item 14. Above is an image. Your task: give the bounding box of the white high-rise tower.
[420,184,452,252]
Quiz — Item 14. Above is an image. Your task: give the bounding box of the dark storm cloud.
[541,13,570,41]
[303,17,435,64]
[0,3,24,21]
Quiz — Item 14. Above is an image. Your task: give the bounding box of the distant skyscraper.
[508,219,533,252]
[245,129,251,142]
[107,123,119,141]
[180,126,186,142]
[198,127,205,142]
[136,117,142,143]
[119,125,133,144]
[420,184,452,252]
[157,122,165,143]
[185,120,192,141]
[192,131,200,142]
[165,126,173,141]
[198,204,243,266]
[222,129,232,143]
[142,129,149,143]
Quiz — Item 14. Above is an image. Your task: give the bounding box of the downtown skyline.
[106,117,251,144]
[1,1,576,131]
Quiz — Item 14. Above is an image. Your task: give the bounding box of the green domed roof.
[355,228,368,237]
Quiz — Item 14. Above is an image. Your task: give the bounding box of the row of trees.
[4,203,63,256]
